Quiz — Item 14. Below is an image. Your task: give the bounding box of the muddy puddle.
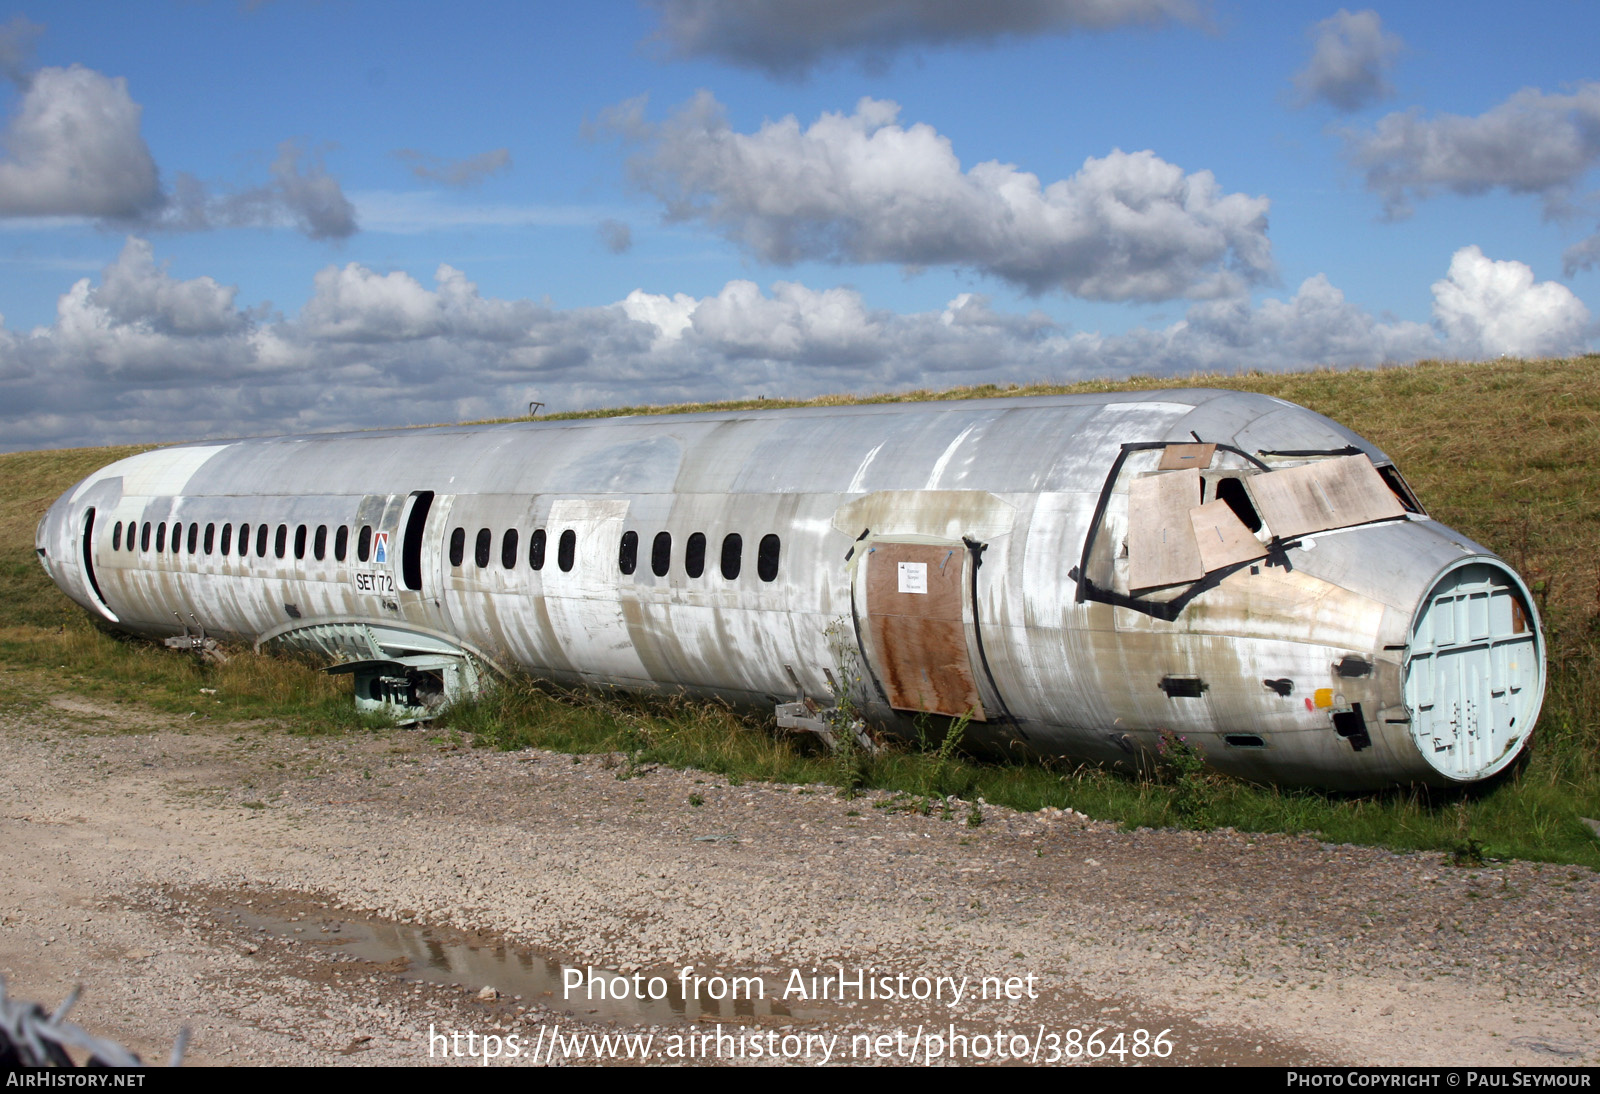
[214,896,825,1026]
[178,888,1322,1064]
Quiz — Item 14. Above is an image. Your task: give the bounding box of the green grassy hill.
[5,357,1597,865]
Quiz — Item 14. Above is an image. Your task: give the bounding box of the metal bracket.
[163,612,229,663]
[775,664,879,753]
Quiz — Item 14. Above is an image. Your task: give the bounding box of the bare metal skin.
[37,391,1544,790]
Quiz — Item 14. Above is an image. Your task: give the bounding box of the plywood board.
[1249,455,1405,540]
[864,541,986,720]
[1158,443,1217,471]
[1189,499,1267,572]
[1127,469,1204,591]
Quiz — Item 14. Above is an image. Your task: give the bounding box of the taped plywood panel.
[864,541,986,720]
[1127,468,1204,591]
[1158,443,1217,471]
[1190,499,1267,572]
[1250,455,1405,540]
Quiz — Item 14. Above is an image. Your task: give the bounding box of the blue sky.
[1,1,1596,450]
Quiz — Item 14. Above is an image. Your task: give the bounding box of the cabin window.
[757,534,781,582]
[529,528,546,571]
[357,525,372,562]
[558,529,576,573]
[449,527,466,567]
[141,522,152,552]
[204,523,215,555]
[618,530,638,575]
[721,533,742,580]
[313,525,327,561]
[685,532,706,578]
[294,524,307,560]
[502,528,519,569]
[221,524,233,556]
[171,522,181,552]
[185,523,197,554]
[156,523,167,553]
[334,526,349,562]
[112,522,123,551]
[239,523,250,556]
[257,524,270,558]
[274,524,288,559]
[651,532,671,577]
[472,528,491,567]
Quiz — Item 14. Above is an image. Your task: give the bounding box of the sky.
[1,0,1597,451]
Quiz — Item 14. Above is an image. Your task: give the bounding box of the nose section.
[35,493,70,585]
[1404,557,1545,783]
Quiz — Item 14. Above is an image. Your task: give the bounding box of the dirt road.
[2,695,1595,1066]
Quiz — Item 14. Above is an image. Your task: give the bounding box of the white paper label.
[897,561,928,594]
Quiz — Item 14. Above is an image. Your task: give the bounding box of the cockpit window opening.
[1377,464,1426,515]
[1214,477,1262,533]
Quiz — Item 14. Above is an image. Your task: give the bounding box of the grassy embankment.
[2,357,1597,866]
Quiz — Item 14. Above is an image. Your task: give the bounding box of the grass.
[4,356,1599,866]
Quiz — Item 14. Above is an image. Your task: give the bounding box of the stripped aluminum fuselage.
[36,390,1545,790]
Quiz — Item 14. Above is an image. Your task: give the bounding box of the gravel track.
[2,695,1596,1067]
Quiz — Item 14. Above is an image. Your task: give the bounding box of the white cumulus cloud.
[1344,82,1600,219]
[610,93,1272,302]
[1430,245,1591,358]
[2,240,1590,453]
[0,64,160,219]
[1292,9,1403,113]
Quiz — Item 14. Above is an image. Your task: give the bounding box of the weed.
[1154,730,1219,829]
